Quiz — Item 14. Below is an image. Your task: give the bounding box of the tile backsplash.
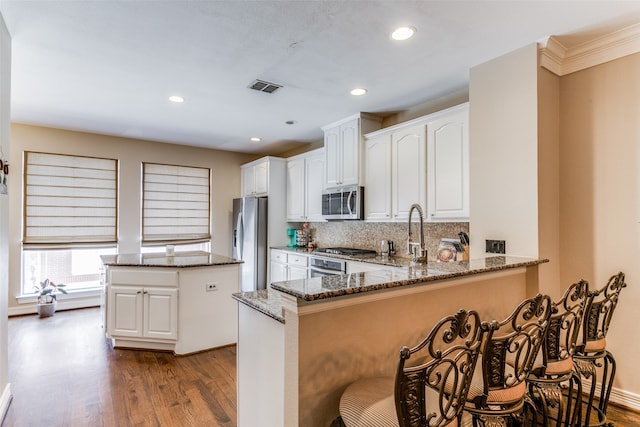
[291,221,470,261]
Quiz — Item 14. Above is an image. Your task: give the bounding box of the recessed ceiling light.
[391,26,416,41]
[350,88,367,96]
[250,137,262,142]
[169,95,184,103]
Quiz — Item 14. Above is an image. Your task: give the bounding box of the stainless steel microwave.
[321,186,364,220]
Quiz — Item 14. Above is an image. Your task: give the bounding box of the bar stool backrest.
[394,309,490,427]
[536,279,589,375]
[577,272,627,355]
[471,293,552,410]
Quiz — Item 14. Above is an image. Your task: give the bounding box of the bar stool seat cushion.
[339,376,459,427]
[467,355,526,405]
[583,338,607,353]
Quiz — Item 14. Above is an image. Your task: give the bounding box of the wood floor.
[2,307,236,427]
[2,307,640,427]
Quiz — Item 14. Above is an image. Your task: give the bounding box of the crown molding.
[540,22,640,76]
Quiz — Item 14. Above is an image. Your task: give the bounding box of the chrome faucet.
[407,203,427,264]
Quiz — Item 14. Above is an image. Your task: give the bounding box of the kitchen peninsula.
[101,251,242,355]
[233,255,547,427]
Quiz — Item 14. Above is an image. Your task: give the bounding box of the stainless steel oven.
[309,256,347,277]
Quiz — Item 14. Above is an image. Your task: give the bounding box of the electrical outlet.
[485,239,506,254]
[205,283,217,292]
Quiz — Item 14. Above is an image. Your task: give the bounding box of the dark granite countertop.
[232,289,285,324]
[101,251,243,268]
[271,246,424,268]
[270,256,548,301]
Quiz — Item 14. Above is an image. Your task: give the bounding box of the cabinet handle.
[137,290,142,294]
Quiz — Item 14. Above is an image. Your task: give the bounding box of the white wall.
[468,43,540,258]
[7,124,255,311]
[0,11,11,418]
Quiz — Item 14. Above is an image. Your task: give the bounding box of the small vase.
[37,301,56,318]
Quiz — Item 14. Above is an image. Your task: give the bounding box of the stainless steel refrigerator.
[232,197,268,292]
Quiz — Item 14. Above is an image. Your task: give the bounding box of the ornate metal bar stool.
[337,309,491,427]
[572,272,627,427]
[464,293,552,427]
[527,279,589,427]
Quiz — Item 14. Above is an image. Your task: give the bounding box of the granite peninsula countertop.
[271,246,430,269]
[233,289,285,323]
[270,256,548,301]
[100,251,243,268]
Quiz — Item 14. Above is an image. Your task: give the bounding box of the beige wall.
[0,11,11,416]
[7,124,255,310]
[468,43,540,259]
[537,66,562,297]
[558,53,640,395]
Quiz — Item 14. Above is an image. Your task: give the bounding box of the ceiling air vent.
[248,79,282,94]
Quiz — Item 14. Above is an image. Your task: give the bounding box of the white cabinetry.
[365,121,427,221]
[241,156,286,197]
[322,114,381,189]
[364,103,469,222]
[270,250,309,284]
[286,149,325,222]
[240,156,288,249]
[108,269,178,345]
[105,262,241,354]
[427,103,469,220]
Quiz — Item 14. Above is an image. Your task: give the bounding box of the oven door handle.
[310,266,344,275]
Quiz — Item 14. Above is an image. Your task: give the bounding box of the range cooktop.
[314,247,377,256]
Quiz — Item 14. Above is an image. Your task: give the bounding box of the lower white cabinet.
[270,249,309,283]
[105,263,240,354]
[109,285,178,340]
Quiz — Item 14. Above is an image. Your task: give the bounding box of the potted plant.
[34,278,67,318]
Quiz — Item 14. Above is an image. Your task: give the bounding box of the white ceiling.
[1,1,639,155]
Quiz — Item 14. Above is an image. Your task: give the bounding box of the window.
[23,247,117,293]
[22,152,118,295]
[142,162,211,246]
[23,152,118,246]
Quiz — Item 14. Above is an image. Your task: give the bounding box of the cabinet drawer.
[110,269,178,286]
[288,254,308,267]
[270,250,287,263]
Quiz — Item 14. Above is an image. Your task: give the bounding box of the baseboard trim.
[581,378,640,412]
[8,296,101,316]
[0,383,12,423]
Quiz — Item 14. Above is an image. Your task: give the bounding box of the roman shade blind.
[23,152,118,246]
[142,162,211,245]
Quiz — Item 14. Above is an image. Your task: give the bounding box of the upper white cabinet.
[365,121,427,221]
[364,103,469,222]
[426,103,469,220]
[286,149,325,222]
[242,157,285,197]
[322,114,382,189]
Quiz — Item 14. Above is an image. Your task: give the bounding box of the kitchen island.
[101,251,242,355]
[233,255,547,427]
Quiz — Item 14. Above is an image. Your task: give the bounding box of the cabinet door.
[108,285,143,338]
[427,106,469,220]
[365,134,392,220]
[392,124,427,221]
[286,158,306,221]
[253,160,269,196]
[241,165,255,197]
[339,119,360,186]
[270,261,288,284]
[324,126,341,188]
[305,152,325,221]
[143,287,178,340]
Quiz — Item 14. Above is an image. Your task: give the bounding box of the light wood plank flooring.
[2,307,640,426]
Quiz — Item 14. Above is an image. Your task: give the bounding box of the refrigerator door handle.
[235,212,244,259]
